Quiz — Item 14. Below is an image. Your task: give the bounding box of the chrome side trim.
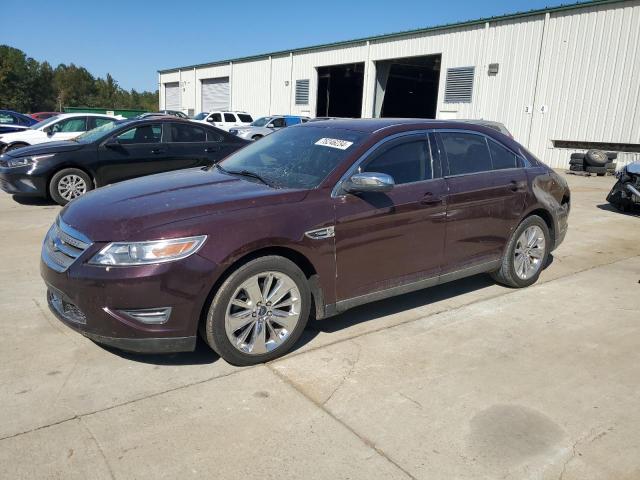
[305,226,335,240]
[332,259,501,315]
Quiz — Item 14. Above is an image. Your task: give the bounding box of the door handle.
[151,148,166,154]
[420,192,443,206]
[509,180,525,192]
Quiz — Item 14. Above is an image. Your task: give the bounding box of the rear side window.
[117,124,162,144]
[363,140,431,185]
[237,114,253,123]
[171,123,207,142]
[224,113,236,122]
[210,113,222,122]
[488,138,519,170]
[207,130,224,142]
[94,117,115,129]
[0,113,16,124]
[440,132,492,175]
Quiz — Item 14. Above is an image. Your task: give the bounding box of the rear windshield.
[219,126,365,189]
[238,114,253,123]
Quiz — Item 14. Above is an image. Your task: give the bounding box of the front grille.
[47,289,87,324]
[42,219,91,272]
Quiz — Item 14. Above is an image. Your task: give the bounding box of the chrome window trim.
[331,130,431,197]
[434,128,530,178]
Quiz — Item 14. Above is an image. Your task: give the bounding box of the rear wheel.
[49,168,92,205]
[202,256,311,366]
[491,215,550,288]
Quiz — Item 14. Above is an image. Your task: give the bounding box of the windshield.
[250,117,272,127]
[218,126,365,189]
[193,112,208,120]
[31,116,60,130]
[75,120,126,143]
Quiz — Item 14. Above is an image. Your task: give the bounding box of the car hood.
[0,129,45,142]
[61,167,308,241]
[4,140,84,157]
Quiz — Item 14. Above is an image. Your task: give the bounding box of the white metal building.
[158,0,640,168]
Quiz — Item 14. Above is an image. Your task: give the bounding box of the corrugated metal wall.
[159,0,640,168]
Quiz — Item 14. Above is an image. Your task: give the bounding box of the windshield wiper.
[215,164,273,187]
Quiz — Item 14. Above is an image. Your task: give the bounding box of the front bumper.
[41,242,220,354]
[0,166,47,196]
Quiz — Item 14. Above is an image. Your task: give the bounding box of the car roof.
[298,118,509,134]
[53,113,118,119]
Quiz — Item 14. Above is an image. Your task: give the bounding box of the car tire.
[490,215,550,288]
[202,256,311,366]
[584,165,607,175]
[569,157,584,166]
[4,142,30,153]
[251,135,263,141]
[49,168,93,206]
[584,149,608,167]
[569,164,584,172]
[570,152,585,160]
[606,152,618,160]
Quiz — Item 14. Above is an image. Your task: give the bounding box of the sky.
[2,0,574,92]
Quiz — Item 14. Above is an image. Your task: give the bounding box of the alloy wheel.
[513,225,546,280]
[57,175,87,201]
[224,271,301,355]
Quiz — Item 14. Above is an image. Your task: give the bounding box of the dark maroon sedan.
[41,119,570,365]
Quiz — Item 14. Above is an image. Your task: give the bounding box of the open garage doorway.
[316,63,364,118]
[374,54,441,118]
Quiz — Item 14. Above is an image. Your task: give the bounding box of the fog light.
[118,307,172,325]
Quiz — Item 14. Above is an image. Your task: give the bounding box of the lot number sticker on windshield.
[315,138,354,150]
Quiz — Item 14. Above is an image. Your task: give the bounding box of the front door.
[96,123,171,185]
[334,133,447,301]
[435,130,527,271]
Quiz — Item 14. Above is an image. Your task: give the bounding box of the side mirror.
[104,137,120,148]
[267,123,275,129]
[343,172,395,193]
[206,117,214,122]
[44,126,54,136]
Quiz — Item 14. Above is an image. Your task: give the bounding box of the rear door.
[334,133,447,300]
[96,122,170,185]
[436,130,527,271]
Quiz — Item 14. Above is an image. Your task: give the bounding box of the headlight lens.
[89,235,207,266]
[6,154,54,168]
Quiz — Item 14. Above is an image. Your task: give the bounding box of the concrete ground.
[0,172,638,479]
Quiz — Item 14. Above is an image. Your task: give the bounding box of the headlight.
[6,154,54,168]
[89,235,207,266]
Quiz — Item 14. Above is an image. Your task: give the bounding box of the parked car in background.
[193,111,253,131]
[0,110,38,134]
[30,112,62,122]
[158,110,188,118]
[229,115,309,140]
[0,116,247,205]
[39,119,570,365]
[458,119,513,138]
[0,113,119,153]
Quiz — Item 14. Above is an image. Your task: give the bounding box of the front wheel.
[491,215,550,288]
[49,168,92,205]
[202,256,311,366]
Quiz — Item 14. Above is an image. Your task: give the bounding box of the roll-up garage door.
[164,82,181,110]
[201,77,230,111]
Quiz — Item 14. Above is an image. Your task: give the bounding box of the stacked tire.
[569,150,617,176]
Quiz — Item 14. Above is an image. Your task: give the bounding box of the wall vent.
[444,67,474,103]
[295,79,310,105]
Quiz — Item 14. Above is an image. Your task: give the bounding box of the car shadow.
[596,203,640,217]
[12,195,58,206]
[291,273,496,353]
[96,336,220,366]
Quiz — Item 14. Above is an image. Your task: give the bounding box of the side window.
[0,113,15,124]
[116,124,162,144]
[207,130,224,142]
[171,123,207,143]
[427,133,443,179]
[362,139,431,185]
[439,131,492,175]
[210,113,222,122]
[224,113,236,122]
[488,138,519,170]
[237,114,253,123]
[271,118,286,128]
[94,118,115,128]
[54,117,87,133]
